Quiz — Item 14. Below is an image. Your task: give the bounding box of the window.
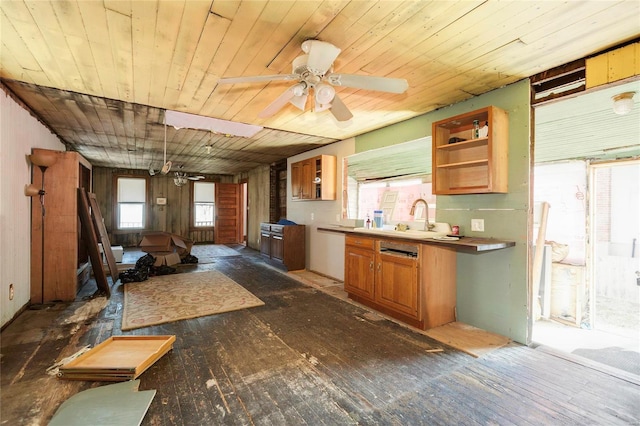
[192,181,215,228]
[353,177,435,225]
[116,177,146,229]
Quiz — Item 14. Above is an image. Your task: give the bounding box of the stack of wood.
[58,335,176,381]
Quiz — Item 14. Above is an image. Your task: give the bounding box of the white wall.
[1,87,65,327]
[286,138,355,281]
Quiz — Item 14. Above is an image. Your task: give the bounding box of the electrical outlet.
[311,213,315,221]
[471,219,484,232]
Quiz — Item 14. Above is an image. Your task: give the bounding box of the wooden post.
[532,202,550,320]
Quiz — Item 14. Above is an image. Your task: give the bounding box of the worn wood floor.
[2,246,639,425]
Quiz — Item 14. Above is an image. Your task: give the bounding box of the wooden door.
[214,183,241,244]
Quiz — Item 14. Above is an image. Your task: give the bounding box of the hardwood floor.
[2,246,639,425]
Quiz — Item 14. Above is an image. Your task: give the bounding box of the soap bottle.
[365,214,371,229]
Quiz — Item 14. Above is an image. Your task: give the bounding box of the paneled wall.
[238,164,270,250]
[92,167,234,247]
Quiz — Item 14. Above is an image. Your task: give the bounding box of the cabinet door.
[375,253,419,318]
[270,233,284,261]
[291,162,302,200]
[260,232,271,257]
[301,159,314,199]
[344,245,375,299]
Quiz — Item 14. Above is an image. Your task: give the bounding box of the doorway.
[531,80,640,375]
[590,161,640,338]
[241,180,248,245]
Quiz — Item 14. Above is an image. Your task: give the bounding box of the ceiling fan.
[218,40,409,122]
[173,167,204,187]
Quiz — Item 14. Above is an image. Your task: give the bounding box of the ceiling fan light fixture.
[292,82,306,97]
[315,83,335,105]
[173,172,188,187]
[612,91,635,115]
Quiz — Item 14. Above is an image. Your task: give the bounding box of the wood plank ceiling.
[1,0,639,175]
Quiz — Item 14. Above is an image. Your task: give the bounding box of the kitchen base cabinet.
[260,223,305,270]
[344,236,375,299]
[344,236,457,330]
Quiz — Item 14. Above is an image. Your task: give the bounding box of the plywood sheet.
[49,380,155,426]
[425,322,510,358]
[59,335,176,381]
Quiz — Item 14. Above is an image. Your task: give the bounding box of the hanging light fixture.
[161,118,172,174]
[173,172,188,187]
[205,130,214,154]
[612,91,635,115]
[24,149,59,307]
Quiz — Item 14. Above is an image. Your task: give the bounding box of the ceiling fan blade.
[289,93,308,111]
[187,175,205,180]
[258,86,297,118]
[329,94,353,122]
[303,40,341,75]
[327,73,409,93]
[218,74,298,84]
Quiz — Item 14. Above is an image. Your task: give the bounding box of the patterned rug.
[122,270,264,331]
[190,244,241,264]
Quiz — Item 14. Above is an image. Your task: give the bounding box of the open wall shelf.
[432,106,509,195]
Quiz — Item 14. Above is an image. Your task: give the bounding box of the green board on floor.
[48,380,155,426]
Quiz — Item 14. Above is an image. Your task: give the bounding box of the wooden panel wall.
[92,167,234,247]
[239,164,270,250]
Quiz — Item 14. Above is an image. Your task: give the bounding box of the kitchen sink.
[352,227,448,240]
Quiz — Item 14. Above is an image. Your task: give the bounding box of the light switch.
[471,219,484,232]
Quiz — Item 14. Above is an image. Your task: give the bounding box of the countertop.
[317,225,516,253]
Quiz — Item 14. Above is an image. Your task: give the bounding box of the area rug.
[190,244,241,264]
[122,270,264,331]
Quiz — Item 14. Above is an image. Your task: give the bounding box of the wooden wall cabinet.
[259,223,305,270]
[30,149,92,303]
[344,235,457,330]
[291,155,337,201]
[432,106,509,194]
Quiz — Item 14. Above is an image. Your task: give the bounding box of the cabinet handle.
[377,263,381,271]
[272,235,283,240]
[369,261,373,270]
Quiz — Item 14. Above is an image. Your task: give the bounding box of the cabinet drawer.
[260,223,271,232]
[270,225,284,235]
[345,235,375,250]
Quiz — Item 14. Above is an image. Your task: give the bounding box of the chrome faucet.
[410,198,435,231]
